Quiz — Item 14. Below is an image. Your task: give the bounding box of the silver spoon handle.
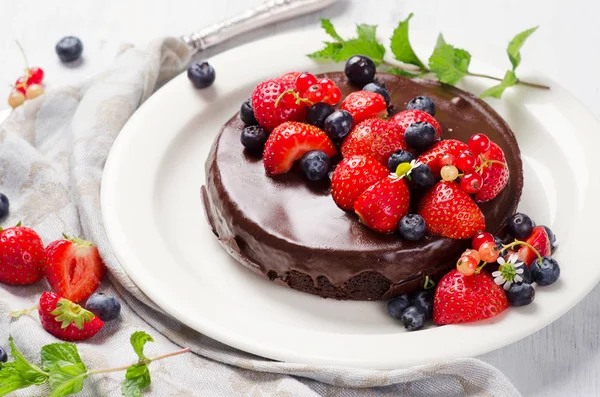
[181,0,337,53]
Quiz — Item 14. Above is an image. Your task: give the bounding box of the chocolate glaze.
[202,72,524,300]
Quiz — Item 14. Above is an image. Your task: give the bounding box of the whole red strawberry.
[475,142,509,202]
[416,139,469,176]
[0,225,45,285]
[418,181,485,239]
[339,91,387,123]
[354,175,410,233]
[252,78,306,131]
[433,269,508,324]
[389,109,443,139]
[45,235,106,303]
[263,122,337,175]
[517,226,552,266]
[38,291,104,341]
[331,155,389,211]
[340,118,407,164]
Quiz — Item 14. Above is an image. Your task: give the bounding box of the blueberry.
[401,306,426,331]
[542,225,557,250]
[506,283,535,306]
[85,293,121,321]
[240,98,257,126]
[0,193,9,219]
[56,36,83,63]
[411,290,433,319]
[387,295,410,320]
[299,151,330,181]
[363,82,390,105]
[240,125,268,154]
[399,214,427,241]
[506,213,534,240]
[387,150,415,172]
[323,110,353,143]
[531,257,560,286]
[344,55,376,86]
[187,62,215,89]
[406,96,436,116]
[404,122,436,151]
[306,102,335,130]
[515,263,532,284]
[411,164,435,189]
[0,346,7,363]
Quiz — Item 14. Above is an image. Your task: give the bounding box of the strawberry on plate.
[418,181,485,239]
[416,139,469,176]
[389,109,443,139]
[340,118,407,164]
[339,91,387,123]
[38,291,104,341]
[331,155,389,211]
[252,78,307,131]
[433,269,508,324]
[263,122,337,176]
[279,71,302,83]
[475,141,509,202]
[0,225,45,285]
[354,175,410,233]
[517,226,552,266]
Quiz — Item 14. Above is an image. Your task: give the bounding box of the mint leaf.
[320,19,343,42]
[130,331,154,361]
[121,363,151,397]
[0,337,48,396]
[480,70,518,99]
[428,34,471,85]
[507,26,538,70]
[307,42,343,60]
[41,343,85,371]
[387,67,419,78]
[356,24,378,42]
[390,13,425,69]
[435,33,447,48]
[0,363,34,396]
[41,343,88,397]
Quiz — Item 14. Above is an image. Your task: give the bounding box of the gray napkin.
[0,37,522,397]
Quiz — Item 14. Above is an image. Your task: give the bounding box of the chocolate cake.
[202,72,523,300]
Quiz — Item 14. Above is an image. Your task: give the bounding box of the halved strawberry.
[416,139,469,176]
[252,78,307,131]
[389,109,443,139]
[418,181,485,239]
[45,235,106,303]
[340,118,407,164]
[339,91,387,123]
[433,269,508,325]
[517,226,552,266]
[475,142,509,202]
[331,155,389,211]
[263,122,337,175]
[354,175,410,233]
[38,291,104,341]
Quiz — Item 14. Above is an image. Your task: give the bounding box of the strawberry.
[331,155,389,211]
[263,122,337,175]
[252,78,306,131]
[475,142,509,202]
[418,181,485,239]
[389,109,443,139]
[279,71,302,84]
[416,139,469,176]
[433,269,508,325]
[38,291,104,341]
[340,118,407,164]
[339,91,387,123]
[517,226,552,266]
[45,235,106,303]
[354,175,410,233]
[0,225,45,285]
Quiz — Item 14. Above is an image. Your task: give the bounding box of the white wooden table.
[1,1,598,395]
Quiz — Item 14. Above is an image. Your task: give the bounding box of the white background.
[0,1,598,396]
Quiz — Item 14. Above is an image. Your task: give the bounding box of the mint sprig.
[309,16,549,98]
[0,331,190,397]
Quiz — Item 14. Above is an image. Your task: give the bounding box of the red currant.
[318,78,335,92]
[456,150,476,172]
[8,91,25,109]
[28,67,44,85]
[26,84,44,100]
[462,248,481,263]
[440,165,459,181]
[457,255,478,276]
[472,232,495,250]
[295,73,317,95]
[460,172,483,194]
[305,84,325,103]
[478,241,500,262]
[439,153,456,168]
[468,133,491,154]
[323,87,342,105]
[15,76,28,94]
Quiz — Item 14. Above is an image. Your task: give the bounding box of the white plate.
[101,28,600,369]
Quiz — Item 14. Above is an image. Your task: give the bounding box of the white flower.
[395,160,422,179]
[492,254,525,290]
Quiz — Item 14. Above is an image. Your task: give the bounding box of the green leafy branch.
[308,14,549,99]
[0,331,190,397]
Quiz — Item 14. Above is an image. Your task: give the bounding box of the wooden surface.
[1,1,598,396]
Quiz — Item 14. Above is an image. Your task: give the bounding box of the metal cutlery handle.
[182,0,337,53]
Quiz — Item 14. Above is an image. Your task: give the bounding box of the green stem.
[87,347,191,376]
[467,72,550,90]
[274,89,313,108]
[382,59,429,73]
[501,240,543,265]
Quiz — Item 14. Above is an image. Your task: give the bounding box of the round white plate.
[101,28,600,369]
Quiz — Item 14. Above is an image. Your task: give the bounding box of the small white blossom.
[493,254,525,290]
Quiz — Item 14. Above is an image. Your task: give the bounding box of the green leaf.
[332,38,386,65]
[428,35,471,85]
[130,331,154,361]
[307,42,343,60]
[121,364,151,397]
[435,33,447,48]
[507,26,538,70]
[390,13,425,69]
[40,343,88,397]
[387,67,419,78]
[356,24,378,42]
[320,19,343,42]
[0,337,48,396]
[41,343,86,372]
[480,70,518,99]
